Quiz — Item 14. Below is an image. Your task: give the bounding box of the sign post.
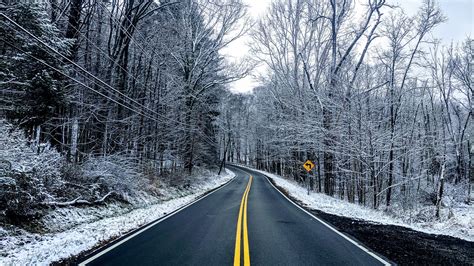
[303,160,315,195]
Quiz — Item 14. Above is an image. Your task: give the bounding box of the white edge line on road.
[233,164,391,266]
[79,170,237,266]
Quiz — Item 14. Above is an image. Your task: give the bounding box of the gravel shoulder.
[310,209,474,265]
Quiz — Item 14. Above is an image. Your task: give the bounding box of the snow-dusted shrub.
[2,171,47,222]
[0,120,64,221]
[77,155,150,202]
[0,119,166,227]
[0,121,62,177]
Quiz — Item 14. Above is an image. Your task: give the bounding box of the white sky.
[224,0,473,94]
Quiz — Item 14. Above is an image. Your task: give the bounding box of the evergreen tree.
[0,3,69,135]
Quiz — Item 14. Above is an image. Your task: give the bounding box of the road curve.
[78,165,389,266]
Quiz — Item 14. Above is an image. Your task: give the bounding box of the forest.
[1,0,251,220]
[221,0,473,218]
[0,0,472,251]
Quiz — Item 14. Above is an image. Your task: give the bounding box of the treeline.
[221,0,473,214]
[1,0,248,175]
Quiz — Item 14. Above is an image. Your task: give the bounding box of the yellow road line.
[233,185,245,266]
[234,175,252,266]
[243,176,252,265]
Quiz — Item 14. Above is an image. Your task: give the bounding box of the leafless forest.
[221,0,472,216]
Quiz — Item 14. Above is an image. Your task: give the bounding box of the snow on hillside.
[0,169,235,265]
[238,165,474,242]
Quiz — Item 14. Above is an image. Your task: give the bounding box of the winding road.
[79,165,390,266]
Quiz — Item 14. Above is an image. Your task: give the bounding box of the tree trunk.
[435,163,446,218]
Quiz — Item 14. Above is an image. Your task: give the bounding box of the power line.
[2,10,220,146]
[97,0,172,99]
[63,19,152,101]
[56,17,181,127]
[85,5,215,130]
[98,1,167,69]
[3,39,161,123]
[1,12,170,123]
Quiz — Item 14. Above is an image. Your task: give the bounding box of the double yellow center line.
[234,175,253,266]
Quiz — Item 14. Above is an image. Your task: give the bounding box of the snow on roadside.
[0,168,235,265]
[237,165,474,242]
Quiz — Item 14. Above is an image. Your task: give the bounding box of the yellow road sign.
[303,160,315,172]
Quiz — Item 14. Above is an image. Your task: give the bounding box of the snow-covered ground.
[237,165,474,242]
[0,168,235,265]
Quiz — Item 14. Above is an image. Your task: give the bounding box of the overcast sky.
[224,0,473,94]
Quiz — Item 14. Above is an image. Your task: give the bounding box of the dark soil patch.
[268,176,474,266]
[310,209,474,266]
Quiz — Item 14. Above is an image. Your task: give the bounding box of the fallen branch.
[40,192,117,207]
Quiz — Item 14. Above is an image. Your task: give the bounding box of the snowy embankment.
[0,169,235,265]
[238,165,473,242]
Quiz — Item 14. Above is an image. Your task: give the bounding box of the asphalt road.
[79,165,389,266]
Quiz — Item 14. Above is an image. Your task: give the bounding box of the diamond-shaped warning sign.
[303,160,315,172]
